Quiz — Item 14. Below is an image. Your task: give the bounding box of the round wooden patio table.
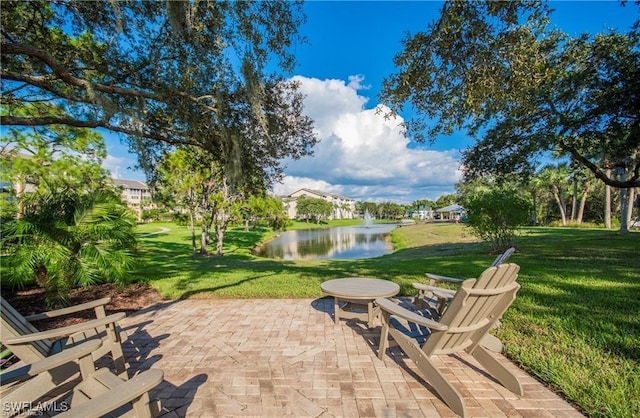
[321,278,400,328]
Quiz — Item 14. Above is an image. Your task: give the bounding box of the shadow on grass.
[136,237,513,300]
[174,272,279,299]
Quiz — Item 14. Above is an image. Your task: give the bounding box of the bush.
[1,190,138,307]
[464,188,531,251]
[172,212,190,226]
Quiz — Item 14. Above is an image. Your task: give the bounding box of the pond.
[255,224,398,260]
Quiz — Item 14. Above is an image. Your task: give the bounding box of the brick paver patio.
[120,298,583,417]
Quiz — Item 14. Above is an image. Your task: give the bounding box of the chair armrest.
[376,298,448,331]
[5,313,126,345]
[425,273,464,284]
[56,369,164,418]
[25,298,111,321]
[412,283,456,296]
[0,340,102,386]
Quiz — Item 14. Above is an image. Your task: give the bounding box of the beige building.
[284,188,356,220]
[112,179,152,217]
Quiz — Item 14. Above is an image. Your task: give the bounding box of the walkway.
[120,298,583,417]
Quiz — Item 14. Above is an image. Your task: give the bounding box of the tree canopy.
[380,1,640,188]
[1,0,317,188]
[296,195,334,224]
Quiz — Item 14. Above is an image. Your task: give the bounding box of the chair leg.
[104,325,127,378]
[131,392,155,418]
[413,291,426,310]
[470,344,523,396]
[435,295,449,316]
[109,341,127,379]
[389,328,467,417]
[378,312,390,360]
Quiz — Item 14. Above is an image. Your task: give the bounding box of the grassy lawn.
[134,221,639,418]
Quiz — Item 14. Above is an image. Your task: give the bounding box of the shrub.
[464,188,531,251]
[1,190,138,307]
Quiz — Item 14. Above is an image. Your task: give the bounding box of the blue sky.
[103,1,638,204]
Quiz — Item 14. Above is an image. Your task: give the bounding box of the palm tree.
[1,188,138,308]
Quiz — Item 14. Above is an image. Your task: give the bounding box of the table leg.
[331,297,378,326]
[367,301,375,328]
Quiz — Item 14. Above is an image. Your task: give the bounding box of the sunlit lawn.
[134,221,639,418]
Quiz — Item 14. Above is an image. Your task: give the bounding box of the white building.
[435,203,465,221]
[284,189,356,220]
[409,206,435,221]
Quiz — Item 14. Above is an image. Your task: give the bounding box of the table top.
[321,278,400,299]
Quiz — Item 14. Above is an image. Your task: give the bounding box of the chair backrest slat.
[1,297,52,361]
[422,264,520,355]
[491,247,515,267]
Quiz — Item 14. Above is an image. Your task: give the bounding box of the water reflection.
[256,224,397,260]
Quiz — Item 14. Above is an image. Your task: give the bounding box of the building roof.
[113,179,149,189]
[435,203,464,213]
[290,188,354,201]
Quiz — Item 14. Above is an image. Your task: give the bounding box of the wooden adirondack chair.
[0,297,128,378]
[377,263,522,418]
[413,247,515,314]
[0,340,163,418]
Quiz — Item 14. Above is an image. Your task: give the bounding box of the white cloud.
[275,75,463,203]
[102,154,127,179]
[102,153,145,181]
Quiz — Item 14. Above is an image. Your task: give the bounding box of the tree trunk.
[190,211,197,254]
[551,187,567,226]
[200,226,209,255]
[576,184,590,224]
[617,167,629,233]
[215,207,231,256]
[35,266,48,288]
[605,168,612,229]
[626,187,636,224]
[15,176,25,219]
[531,191,538,226]
[216,220,227,256]
[571,177,578,221]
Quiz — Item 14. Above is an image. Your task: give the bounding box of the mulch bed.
[1,283,164,371]
[3,283,165,330]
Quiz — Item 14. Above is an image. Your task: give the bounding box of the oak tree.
[381,1,639,229]
[1,0,317,187]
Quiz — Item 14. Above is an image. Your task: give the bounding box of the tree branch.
[559,140,640,188]
[2,42,218,113]
[2,70,87,103]
[0,115,200,148]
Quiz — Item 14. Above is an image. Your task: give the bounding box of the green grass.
[133,221,639,418]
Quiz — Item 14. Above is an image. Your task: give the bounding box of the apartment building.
[112,179,152,215]
[284,188,356,220]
